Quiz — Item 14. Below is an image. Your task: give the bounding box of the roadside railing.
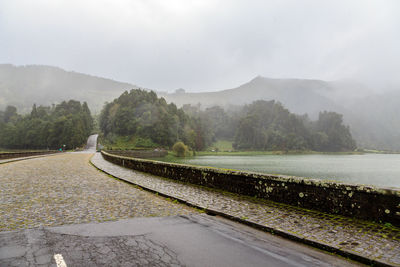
[0,151,59,160]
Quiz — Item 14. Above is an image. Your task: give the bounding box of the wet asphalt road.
[0,214,361,267]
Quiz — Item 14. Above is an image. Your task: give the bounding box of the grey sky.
[1,0,399,92]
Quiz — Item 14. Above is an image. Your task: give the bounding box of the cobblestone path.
[0,153,194,232]
[92,153,400,266]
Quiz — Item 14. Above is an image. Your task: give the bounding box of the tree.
[233,100,312,150]
[172,141,189,157]
[30,104,38,118]
[4,105,18,123]
[99,89,193,148]
[314,111,356,151]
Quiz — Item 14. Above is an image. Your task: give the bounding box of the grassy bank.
[360,149,400,154]
[149,150,364,163]
[205,140,364,156]
[196,150,364,156]
[98,135,159,150]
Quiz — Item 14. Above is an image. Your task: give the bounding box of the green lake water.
[157,154,400,188]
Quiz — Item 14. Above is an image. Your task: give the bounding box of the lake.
[156,154,400,188]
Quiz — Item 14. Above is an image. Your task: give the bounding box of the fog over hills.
[1,64,399,151]
[161,76,343,119]
[161,76,400,151]
[0,64,137,113]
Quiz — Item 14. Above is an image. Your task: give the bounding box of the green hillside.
[0,64,136,114]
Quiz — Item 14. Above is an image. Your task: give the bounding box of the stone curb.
[89,156,394,267]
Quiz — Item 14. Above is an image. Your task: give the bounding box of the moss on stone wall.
[0,151,59,160]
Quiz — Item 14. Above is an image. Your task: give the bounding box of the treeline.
[100,89,356,152]
[182,101,355,151]
[233,100,356,151]
[0,100,93,150]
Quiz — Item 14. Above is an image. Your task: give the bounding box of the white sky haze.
[0,0,399,92]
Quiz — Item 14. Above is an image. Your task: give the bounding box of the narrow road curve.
[84,134,98,152]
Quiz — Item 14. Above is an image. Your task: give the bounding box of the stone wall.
[101,150,400,226]
[104,150,167,159]
[0,151,59,160]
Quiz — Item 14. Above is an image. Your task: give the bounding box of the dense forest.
[0,100,93,150]
[0,88,355,152]
[100,89,356,152]
[99,89,210,151]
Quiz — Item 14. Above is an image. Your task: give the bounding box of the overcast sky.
[1,0,399,92]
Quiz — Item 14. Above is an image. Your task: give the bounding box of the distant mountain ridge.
[160,76,344,119]
[0,64,137,113]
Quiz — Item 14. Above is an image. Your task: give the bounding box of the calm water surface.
[159,154,400,188]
